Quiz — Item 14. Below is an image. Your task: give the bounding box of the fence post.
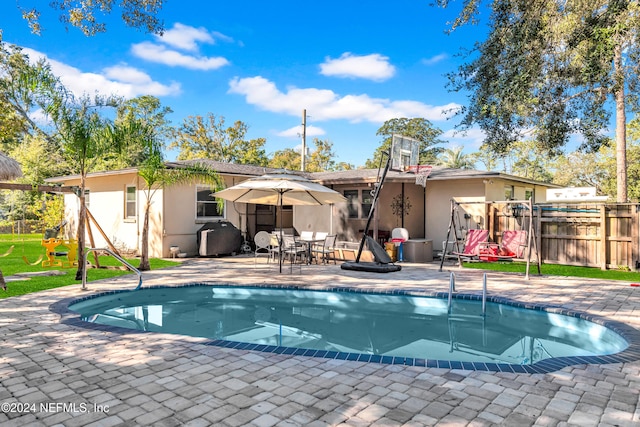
[600,205,607,271]
[535,204,542,263]
[633,205,639,272]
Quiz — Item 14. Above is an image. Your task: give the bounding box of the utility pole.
[301,109,306,171]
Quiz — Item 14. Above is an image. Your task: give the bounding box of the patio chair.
[311,234,337,264]
[314,231,328,241]
[254,231,272,267]
[269,233,282,262]
[282,235,306,264]
[452,229,490,261]
[300,231,314,240]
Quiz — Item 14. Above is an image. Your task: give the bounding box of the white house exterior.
[47,161,557,259]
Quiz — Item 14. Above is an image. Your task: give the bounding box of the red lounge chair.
[501,230,528,259]
[452,229,490,260]
[477,230,528,261]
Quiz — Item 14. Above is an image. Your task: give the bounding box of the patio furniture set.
[254,231,338,271]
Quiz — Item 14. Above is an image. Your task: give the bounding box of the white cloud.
[21,48,181,98]
[210,31,235,44]
[228,76,461,123]
[422,53,448,66]
[320,53,395,81]
[131,41,230,70]
[443,127,486,150]
[134,23,233,70]
[277,125,326,138]
[154,23,215,51]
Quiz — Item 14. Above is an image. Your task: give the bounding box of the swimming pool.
[67,284,633,372]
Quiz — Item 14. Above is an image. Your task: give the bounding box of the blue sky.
[0,0,488,168]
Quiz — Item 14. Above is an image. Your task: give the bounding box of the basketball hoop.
[408,165,432,187]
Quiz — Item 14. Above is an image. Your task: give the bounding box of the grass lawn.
[462,260,640,282]
[1,234,179,298]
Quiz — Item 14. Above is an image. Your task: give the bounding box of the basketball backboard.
[390,135,420,171]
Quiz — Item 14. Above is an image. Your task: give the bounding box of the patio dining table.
[298,237,325,264]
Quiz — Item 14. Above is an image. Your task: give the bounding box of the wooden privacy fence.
[489,203,639,271]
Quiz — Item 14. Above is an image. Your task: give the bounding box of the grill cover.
[197,221,242,257]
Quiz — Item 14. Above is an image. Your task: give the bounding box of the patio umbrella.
[213,171,346,272]
[0,152,21,290]
[0,151,22,181]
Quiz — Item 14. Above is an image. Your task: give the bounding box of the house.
[46,160,557,259]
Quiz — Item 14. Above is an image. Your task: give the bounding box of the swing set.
[5,194,76,268]
[439,198,541,279]
[1,182,120,270]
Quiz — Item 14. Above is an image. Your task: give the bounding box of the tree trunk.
[0,269,6,290]
[614,39,627,203]
[74,176,87,280]
[139,200,151,271]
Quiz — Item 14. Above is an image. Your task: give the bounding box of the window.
[525,188,534,202]
[196,185,224,219]
[361,190,372,218]
[504,185,514,200]
[344,190,359,218]
[84,189,90,210]
[125,186,136,218]
[344,189,371,219]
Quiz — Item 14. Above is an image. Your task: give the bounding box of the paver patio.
[0,257,639,426]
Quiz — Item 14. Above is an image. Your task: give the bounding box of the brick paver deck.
[1,257,639,426]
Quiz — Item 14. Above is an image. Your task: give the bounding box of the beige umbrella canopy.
[213,172,346,272]
[0,151,22,181]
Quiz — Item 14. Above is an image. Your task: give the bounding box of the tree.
[306,138,338,172]
[334,162,355,171]
[267,138,339,172]
[365,118,446,168]
[437,146,476,169]
[555,142,640,201]
[503,140,554,181]
[551,149,610,194]
[0,101,26,149]
[108,95,173,169]
[269,148,301,170]
[8,134,68,183]
[14,0,165,36]
[47,93,121,280]
[471,148,502,171]
[0,41,63,146]
[437,0,640,202]
[171,114,269,166]
[118,119,223,270]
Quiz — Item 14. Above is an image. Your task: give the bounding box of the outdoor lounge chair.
[476,230,528,261]
[500,230,528,259]
[452,229,490,261]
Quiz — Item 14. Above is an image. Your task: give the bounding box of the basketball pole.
[355,150,392,263]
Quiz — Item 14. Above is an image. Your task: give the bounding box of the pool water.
[69,285,628,366]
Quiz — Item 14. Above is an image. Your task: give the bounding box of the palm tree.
[48,94,120,280]
[438,146,476,169]
[120,121,223,271]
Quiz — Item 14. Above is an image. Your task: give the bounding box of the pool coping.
[50,282,640,374]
